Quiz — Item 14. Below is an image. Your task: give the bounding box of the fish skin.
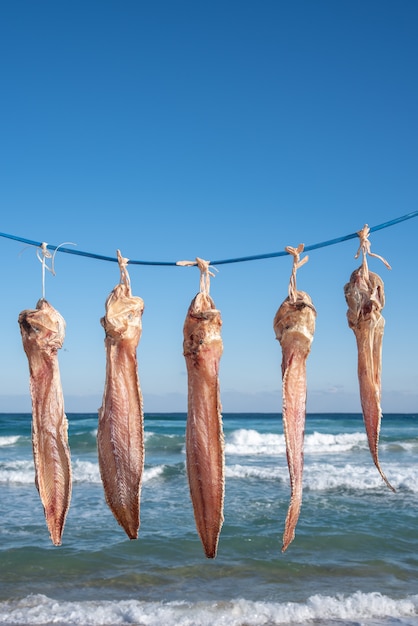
[98,278,145,539]
[183,292,224,558]
[344,267,394,491]
[273,291,316,552]
[18,298,72,546]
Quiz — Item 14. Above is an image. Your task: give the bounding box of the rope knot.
[355,224,391,279]
[285,243,309,302]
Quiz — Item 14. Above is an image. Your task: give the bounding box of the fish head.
[183,293,223,358]
[273,291,316,352]
[344,267,385,328]
[18,299,65,352]
[102,284,144,340]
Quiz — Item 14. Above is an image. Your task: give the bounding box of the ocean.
[0,412,417,626]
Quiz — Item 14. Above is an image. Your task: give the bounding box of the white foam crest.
[0,592,417,625]
[306,591,418,622]
[143,465,165,482]
[393,465,418,493]
[305,431,367,454]
[225,429,369,458]
[225,429,285,456]
[144,431,180,440]
[387,440,418,453]
[226,463,283,481]
[0,435,20,447]
[72,460,166,485]
[72,459,101,484]
[0,460,34,484]
[225,460,412,493]
[304,462,407,492]
[225,459,417,493]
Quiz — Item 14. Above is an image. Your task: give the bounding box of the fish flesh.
[98,251,145,538]
[183,290,224,558]
[344,266,394,491]
[273,290,316,552]
[18,298,72,546]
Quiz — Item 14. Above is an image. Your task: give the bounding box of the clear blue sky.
[0,0,417,414]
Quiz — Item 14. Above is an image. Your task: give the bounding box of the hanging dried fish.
[182,258,224,558]
[344,225,394,491]
[273,244,316,552]
[98,250,145,538]
[18,298,72,546]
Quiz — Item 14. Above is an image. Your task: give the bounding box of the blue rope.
[1,210,417,266]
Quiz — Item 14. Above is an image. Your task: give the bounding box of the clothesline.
[1,210,417,267]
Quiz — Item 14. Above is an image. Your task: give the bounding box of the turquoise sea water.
[0,412,417,625]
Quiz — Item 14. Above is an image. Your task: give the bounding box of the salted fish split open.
[273,291,316,552]
[98,252,145,538]
[18,298,72,546]
[183,291,224,558]
[344,267,394,491]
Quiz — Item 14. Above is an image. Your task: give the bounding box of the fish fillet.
[344,267,394,491]
[183,291,224,558]
[18,298,72,546]
[98,252,145,538]
[273,291,316,552]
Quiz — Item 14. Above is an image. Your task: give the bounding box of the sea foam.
[0,459,34,484]
[225,428,368,457]
[225,460,418,493]
[225,429,284,456]
[0,435,20,447]
[0,591,417,626]
[71,459,166,484]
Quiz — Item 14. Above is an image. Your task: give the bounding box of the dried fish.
[98,250,145,538]
[273,245,316,551]
[18,298,72,546]
[344,226,394,491]
[183,258,224,558]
